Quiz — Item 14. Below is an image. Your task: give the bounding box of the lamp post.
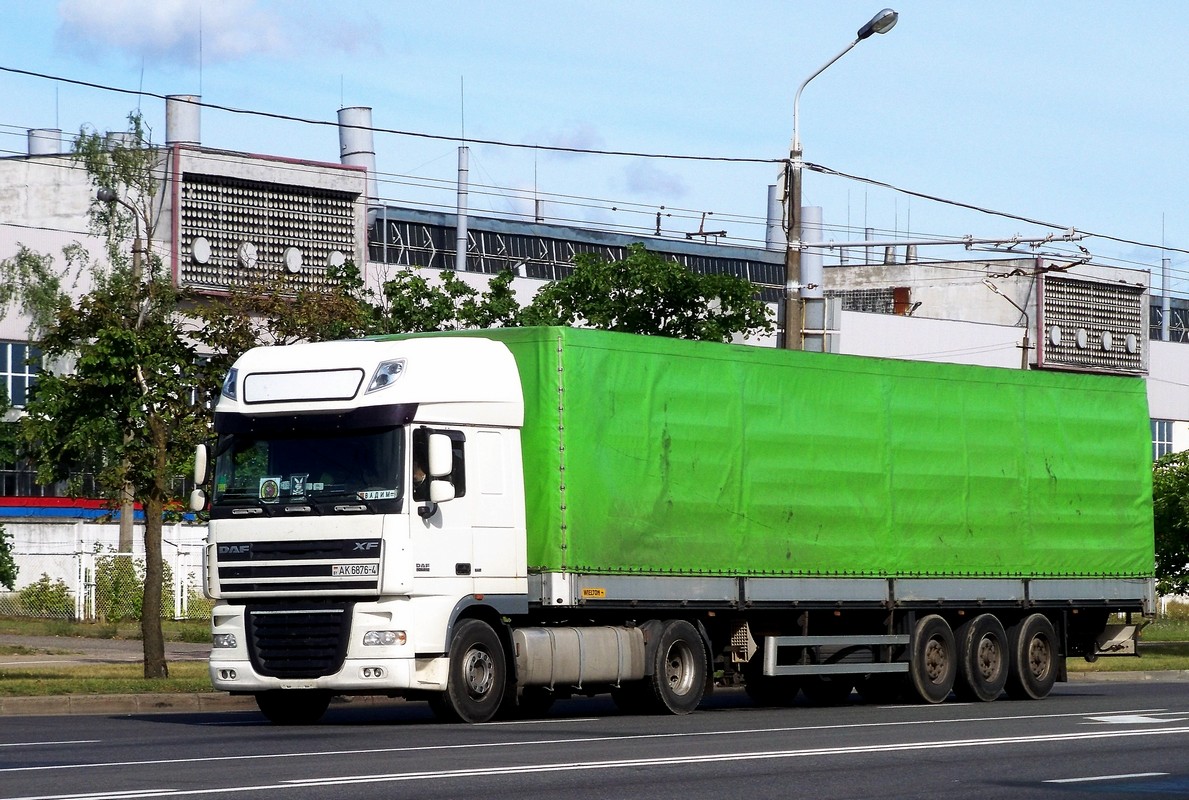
[983,279,1032,370]
[96,187,147,555]
[783,8,898,350]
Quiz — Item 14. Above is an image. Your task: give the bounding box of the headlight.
[212,633,237,648]
[363,630,406,646]
[365,359,406,394]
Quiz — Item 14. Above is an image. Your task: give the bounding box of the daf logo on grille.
[353,541,380,552]
[219,545,250,555]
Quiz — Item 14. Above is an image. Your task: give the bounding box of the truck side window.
[411,427,466,502]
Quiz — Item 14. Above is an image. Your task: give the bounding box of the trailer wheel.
[255,690,331,725]
[954,614,1009,702]
[1005,613,1057,700]
[907,614,956,704]
[434,619,507,723]
[646,620,707,715]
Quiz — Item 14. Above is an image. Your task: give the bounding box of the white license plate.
[332,563,379,577]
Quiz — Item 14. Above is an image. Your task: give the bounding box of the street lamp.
[96,187,147,556]
[97,187,145,284]
[783,8,898,350]
[983,279,1032,370]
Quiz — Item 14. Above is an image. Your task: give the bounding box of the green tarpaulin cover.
[458,327,1154,579]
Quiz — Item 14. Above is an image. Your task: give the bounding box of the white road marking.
[0,741,99,749]
[1045,771,1169,784]
[1086,714,1188,724]
[0,706,1175,775]
[6,725,1189,800]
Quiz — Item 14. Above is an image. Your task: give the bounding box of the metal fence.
[0,521,208,621]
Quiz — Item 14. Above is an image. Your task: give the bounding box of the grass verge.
[0,616,209,643]
[0,662,212,697]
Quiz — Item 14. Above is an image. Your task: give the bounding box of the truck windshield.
[211,425,405,517]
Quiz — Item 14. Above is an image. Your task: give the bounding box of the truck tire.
[907,614,956,704]
[255,690,332,725]
[434,619,507,723]
[646,619,707,715]
[1005,613,1058,700]
[954,614,1009,702]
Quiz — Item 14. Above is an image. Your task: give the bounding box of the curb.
[0,693,258,717]
[1067,669,1189,683]
[0,693,418,718]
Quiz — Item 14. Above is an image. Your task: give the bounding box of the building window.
[1153,419,1174,460]
[1,341,41,408]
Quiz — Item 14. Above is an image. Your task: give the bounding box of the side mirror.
[188,488,206,512]
[418,433,457,518]
[194,444,208,484]
[427,433,453,478]
[429,480,456,503]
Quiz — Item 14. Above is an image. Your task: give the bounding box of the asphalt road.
[3,682,1189,799]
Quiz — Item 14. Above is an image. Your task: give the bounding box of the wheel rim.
[977,634,1002,681]
[463,646,495,698]
[1027,635,1052,681]
[924,637,949,684]
[664,640,696,696]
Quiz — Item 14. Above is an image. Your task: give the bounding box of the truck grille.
[246,603,353,678]
[215,538,381,596]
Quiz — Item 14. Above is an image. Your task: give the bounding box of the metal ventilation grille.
[1037,275,1147,375]
[827,287,896,314]
[179,173,356,292]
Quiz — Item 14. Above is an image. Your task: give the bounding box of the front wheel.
[433,619,508,723]
[255,690,332,725]
[646,620,707,715]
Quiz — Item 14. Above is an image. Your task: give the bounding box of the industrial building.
[3,96,1187,461]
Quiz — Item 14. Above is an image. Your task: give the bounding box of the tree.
[0,113,206,677]
[1154,451,1189,596]
[519,243,773,343]
[373,267,522,333]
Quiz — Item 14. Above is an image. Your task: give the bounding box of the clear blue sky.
[2,1,1188,296]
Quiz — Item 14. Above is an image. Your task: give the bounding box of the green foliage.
[1153,451,1189,595]
[17,574,75,619]
[92,548,175,622]
[0,244,83,337]
[373,267,521,333]
[520,243,773,342]
[0,525,16,591]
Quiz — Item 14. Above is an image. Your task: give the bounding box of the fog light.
[218,669,237,680]
[363,630,406,646]
[212,633,237,648]
[361,666,386,679]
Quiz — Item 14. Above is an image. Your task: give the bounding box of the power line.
[810,161,1189,259]
[4,65,1189,287]
[0,65,781,166]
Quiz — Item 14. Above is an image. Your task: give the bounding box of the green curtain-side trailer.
[466,326,1153,580]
